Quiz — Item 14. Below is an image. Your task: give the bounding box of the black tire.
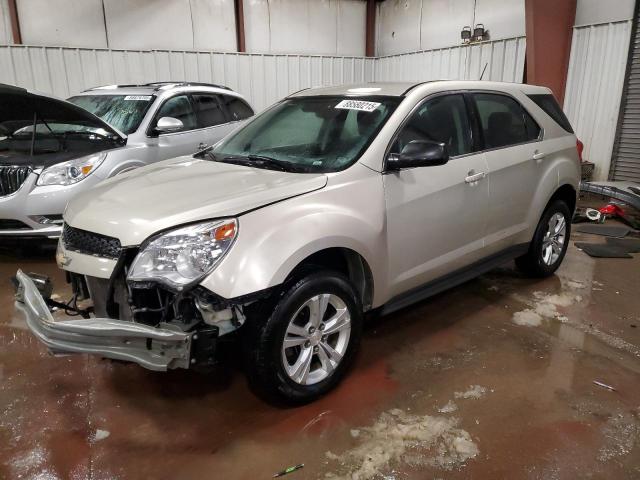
[243,271,363,405]
[516,200,572,277]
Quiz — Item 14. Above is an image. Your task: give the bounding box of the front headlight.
[36,151,107,186]
[127,219,237,289]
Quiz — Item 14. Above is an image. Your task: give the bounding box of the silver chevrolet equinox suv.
[0,82,253,237]
[16,81,580,404]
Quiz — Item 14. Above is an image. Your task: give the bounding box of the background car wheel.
[243,271,363,405]
[516,200,572,278]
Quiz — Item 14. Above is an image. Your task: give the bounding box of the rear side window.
[221,95,254,121]
[527,94,574,133]
[473,93,540,149]
[193,94,227,128]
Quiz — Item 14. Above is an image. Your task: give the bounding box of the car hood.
[64,156,328,246]
[0,83,125,167]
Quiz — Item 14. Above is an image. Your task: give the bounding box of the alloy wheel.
[541,212,566,266]
[281,293,352,385]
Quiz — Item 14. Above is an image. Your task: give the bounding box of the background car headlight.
[127,219,237,289]
[36,151,107,186]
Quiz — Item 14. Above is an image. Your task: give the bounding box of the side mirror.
[155,116,184,134]
[387,140,449,170]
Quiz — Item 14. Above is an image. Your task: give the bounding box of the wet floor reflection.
[0,236,639,479]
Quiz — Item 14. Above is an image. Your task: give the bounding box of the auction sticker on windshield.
[124,95,153,101]
[335,100,381,112]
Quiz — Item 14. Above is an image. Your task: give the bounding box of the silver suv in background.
[0,82,253,237]
[16,81,580,404]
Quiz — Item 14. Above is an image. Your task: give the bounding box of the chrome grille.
[62,223,122,259]
[0,166,31,196]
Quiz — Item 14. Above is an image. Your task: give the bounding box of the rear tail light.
[576,139,584,162]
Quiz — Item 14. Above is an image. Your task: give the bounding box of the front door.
[384,93,489,297]
[151,94,203,161]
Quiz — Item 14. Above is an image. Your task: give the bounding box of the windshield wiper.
[60,130,116,141]
[218,154,309,173]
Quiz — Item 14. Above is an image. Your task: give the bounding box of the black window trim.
[468,90,544,153]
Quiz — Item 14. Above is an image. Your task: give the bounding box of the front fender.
[200,168,387,304]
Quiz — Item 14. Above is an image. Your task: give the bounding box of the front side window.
[153,95,198,133]
[390,94,472,157]
[221,95,254,121]
[193,94,227,128]
[474,93,540,149]
[211,96,399,173]
[68,94,153,135]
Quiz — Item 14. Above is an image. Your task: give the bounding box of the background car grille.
[0,166,31,196]
[62,223,122,259]
[0,219,31,230]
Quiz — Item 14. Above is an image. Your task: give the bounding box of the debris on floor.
[592,381,616,392]
[575,242,634,259]
[437,400,458,413]
[575,224,632,238]
[454,385,487,400]
[324,408,479,479]
[273,463,304,477]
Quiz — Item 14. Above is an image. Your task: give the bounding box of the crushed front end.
[16,221,256,371]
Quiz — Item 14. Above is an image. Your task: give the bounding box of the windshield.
[212,96,400,173]
[68,94,154,135]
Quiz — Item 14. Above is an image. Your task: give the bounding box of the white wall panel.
[104,0,194,50]
[0,45,376,111]
[16,0,108,48]
[564,21,633,180]
[376,0,525,56]
[575,0,635,26]
[375,36,526,83]
[0,0,11,45]
[190,0,237,51]
[243,0,366,56]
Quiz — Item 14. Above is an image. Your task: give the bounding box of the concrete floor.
[1,230,639,480]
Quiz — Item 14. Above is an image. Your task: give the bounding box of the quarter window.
[221,95,254,121]
[154,95,197,133]
[391,94,472,157]
[473,93,540,149]
[193,94,227,128]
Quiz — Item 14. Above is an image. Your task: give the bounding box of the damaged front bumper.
[15,269,193,371]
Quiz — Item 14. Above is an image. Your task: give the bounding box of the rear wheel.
[516,200,571,277]
[244,271,363,404]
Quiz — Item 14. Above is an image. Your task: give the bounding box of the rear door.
[192,93,234,149]
[383,93,490,297]
[471,92,543,254]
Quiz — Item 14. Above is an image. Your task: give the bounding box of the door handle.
[465,171,486,184]
[532,151,546,161]
[198,142,209,150]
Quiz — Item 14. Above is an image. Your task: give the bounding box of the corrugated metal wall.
[0,37,525,112]
[376,37,526,83]
[0,46,377,111]
[563,20,633,181]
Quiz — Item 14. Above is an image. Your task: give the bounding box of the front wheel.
[516,200,571,277]
[243,271,363,404]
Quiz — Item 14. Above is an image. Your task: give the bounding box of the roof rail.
[83,82,233,93]
[144,81,232,91]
